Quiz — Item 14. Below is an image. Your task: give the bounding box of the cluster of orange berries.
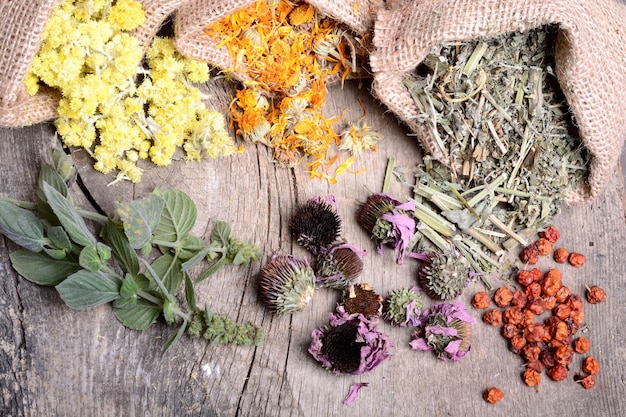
[476,226,607,404]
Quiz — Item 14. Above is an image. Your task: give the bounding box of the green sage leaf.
[116,194,164,249]
[37,163,69,203]
[9,249,80,286]
[181,246,212,272]
[120,274,139,299]
[195,254,227,283]
[150,253,183,295]
[114,298,161,330]
[51,149,76,184]
[100,220,140,276]
[184,273,197,312]
[153,189,197,245]
[42,183,97,247]
[56,270,121,309]
[78,243,110,272]
[210,221,231,247]
[47,226,72,252]
[0,200,46,252]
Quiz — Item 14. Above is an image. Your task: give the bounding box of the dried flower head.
[315,243,365,289]
[357,193,416,264]
[383,286,423,326]
[309,306,393,375]
[290,196,342,254]
[417,248,471,300]
[341,283,383,318]
[258,254,315,314]
[410,301,475,361]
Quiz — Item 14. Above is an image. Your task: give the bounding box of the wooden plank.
[1,79,625,417]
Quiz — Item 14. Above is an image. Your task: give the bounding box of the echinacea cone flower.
[258,254,315,314]
[315,243,365,289]
[383,286,423,326]
[410,301,475,361]
[309,306,393,375]
[340,283,383,318]
[417,247,470,300]
[357,193,416,264]
[290,195,342,254]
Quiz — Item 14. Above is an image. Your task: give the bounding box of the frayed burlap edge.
[370,0,626,203]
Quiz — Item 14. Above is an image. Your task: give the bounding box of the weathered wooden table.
[1,79,625,417]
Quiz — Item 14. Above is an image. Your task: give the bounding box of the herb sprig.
[0,150,263,355]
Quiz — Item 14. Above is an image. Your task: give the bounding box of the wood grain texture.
[1,80,625,417]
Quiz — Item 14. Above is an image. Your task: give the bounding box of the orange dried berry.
[541,269,562,296]
[483,309,503,326]
[516,270,534,286]
[483,387,504,404]
[524,323,549,343]
[586,285,606,304]
[471,291,491,309]
[503,307,524,325]
[554,345,575,366]
[526,298,547,315]
[539,226,560,243]
[547,365,568,381]
[519,244,539,265]
[510,334,527,354]
[493,287,514,308]
[553,247,569,263]
[575,374,595,389]
[525,282,542,299]
[522,368,541,387]
[582,356,600,375]
[568,252,586,267]
[552,304,572,321]
[569,310,585,325]
[572,336,591,354]
[554,285,571,303]
[530,267,543,282]
[535,237,553,256]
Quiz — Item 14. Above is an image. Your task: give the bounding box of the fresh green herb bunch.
[258,254,316,314]
[383,286,423,326]
[418,248,470,300]
[0,149,263,356]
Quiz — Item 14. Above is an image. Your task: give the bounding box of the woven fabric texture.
[370,0,626,203]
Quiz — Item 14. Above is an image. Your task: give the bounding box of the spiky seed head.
[290,198,342,253]
[383,287,423,326]
[418,249,470,300]
[258,255,315,314]
[341,283,383,318]
[357,193,398,240]
[315,244,364,289]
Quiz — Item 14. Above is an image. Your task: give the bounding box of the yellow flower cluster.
[27,0,240,183]
[205,0,380,183]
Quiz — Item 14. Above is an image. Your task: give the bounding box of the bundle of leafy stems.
[0,149,263,356]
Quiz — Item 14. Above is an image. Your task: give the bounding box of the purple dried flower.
[309,306,393,375]
[410,301,475,361]
[357,193,415,264]
[315,243,366,289]
[383,286,423,326]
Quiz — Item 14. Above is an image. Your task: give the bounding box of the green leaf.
[101,220,140,276]
[47,226,72,251]
[42,183,97,247]
[37,162,69,202]
[51,149,76,184]
[195,254,227,283]
[0,200,46,252]
[114,298,161,330]
[153,189,197,245]
[78,243,110,272]
[162,320,188,358]
[210,221,231,247]
[56,270,121,309]
[116,194,164,249]
[150,253,183,295]
[43,247,68,260]
[184,273,197,312]
[9,249,80,286]
[181,246,212,272]
[177,235,205,261]
[120,274,139,299]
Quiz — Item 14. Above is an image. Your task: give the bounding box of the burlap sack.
[0,0,186,128]
[174,0,385,85]
[370,0,626,203]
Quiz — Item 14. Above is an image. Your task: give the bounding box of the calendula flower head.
[340,283,383,318]
[309,306,393,375]
[417,247,471,300]
[383,286,423,327]
[290,195,342,254]
[258,254,315,314]
[315,243,366,289]
[410,301,475,362]
[338,122,383,155]
[357,193,416,264]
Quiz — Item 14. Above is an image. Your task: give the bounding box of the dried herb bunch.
[404,26,589,274]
